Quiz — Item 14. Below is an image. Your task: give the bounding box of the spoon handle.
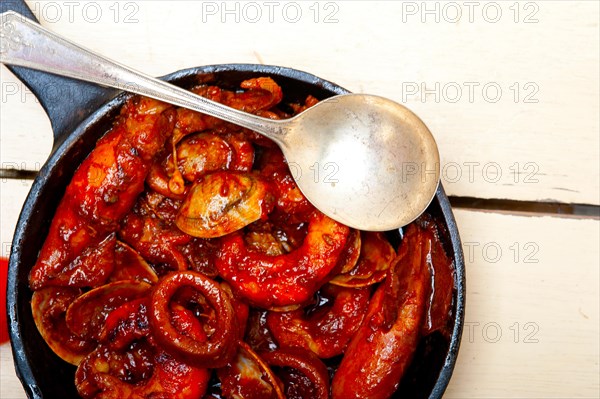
[0,11,287,141]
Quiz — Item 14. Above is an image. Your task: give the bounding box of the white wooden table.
[1,1,598,398]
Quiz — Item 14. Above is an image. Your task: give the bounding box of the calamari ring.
[149,271,237,368]
[261,348,329,399]
[216,211,350,308]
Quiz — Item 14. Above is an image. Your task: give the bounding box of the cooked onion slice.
[330,232,396,287]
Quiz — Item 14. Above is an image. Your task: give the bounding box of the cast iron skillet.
[3,1,465,398]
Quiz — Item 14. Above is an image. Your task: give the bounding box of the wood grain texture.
[445,209,599,398]
[0,1,598,397]
[0,179,31,258]
[0,343,25,399]
[1,1,598,205]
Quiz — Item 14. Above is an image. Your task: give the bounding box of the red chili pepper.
[0,257,8,343]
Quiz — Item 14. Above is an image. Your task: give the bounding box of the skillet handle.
[0,0,116,151]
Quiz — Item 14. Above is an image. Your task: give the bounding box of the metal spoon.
[0,11,439,231]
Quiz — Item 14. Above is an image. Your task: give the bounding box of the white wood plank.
[0,68,53,173]
[0,179,32,258]
[0,1,598,205]
[445,209,600,398]
[0,343,26,399]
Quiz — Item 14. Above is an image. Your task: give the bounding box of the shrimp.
[331,224,432,399]
[171,77,283,142]
[267,284,371,358]
[29,97,175,290]
[216,211,350,308]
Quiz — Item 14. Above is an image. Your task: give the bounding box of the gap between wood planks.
[1,168,599,219]
[449,196,600,219]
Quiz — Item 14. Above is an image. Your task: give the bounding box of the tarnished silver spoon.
[0,11,439,231]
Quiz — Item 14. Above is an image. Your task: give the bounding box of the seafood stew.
[10,66,463,399]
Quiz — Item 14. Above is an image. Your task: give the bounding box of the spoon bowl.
[1,10,440,230]
[281,93,440,230]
